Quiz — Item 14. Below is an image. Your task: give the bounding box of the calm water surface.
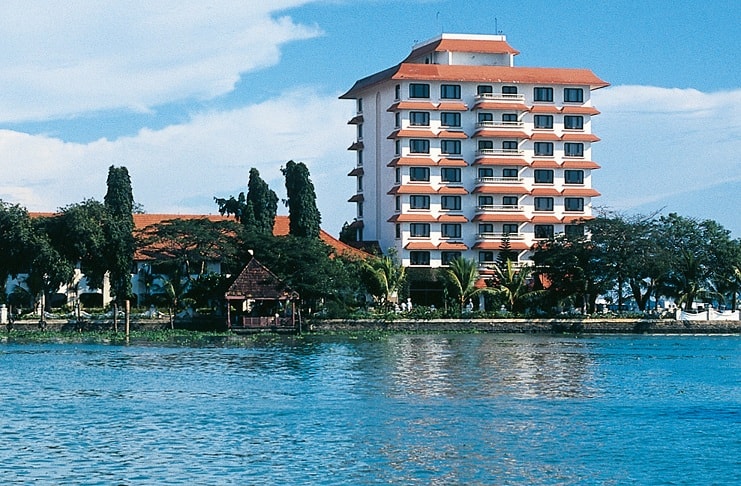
[0,333,738,485]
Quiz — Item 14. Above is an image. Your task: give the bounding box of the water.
[0,334,738,485]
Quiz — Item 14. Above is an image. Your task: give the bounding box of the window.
[357,202,363,217]
[356,124,363,139]
[394,85,400,100]
[564,88,584,103]
[478,167,494,178]
[565,224,585,238]
[565,197,585,212]
[478,195,494,206]
[534,142,554,156]
[564,115,584,130]
[478,140,494,150]
[534,197,554,211]
[502,223,518,234]
[409,83,430,98]
[395,196,400,211]
[395,223,401,239]
[409,111,430,126]
[410,195,430,209]
[395,140,401,155]
[534,87,554,102]
[441,168,461,182]
[409,167,430,181]
[357,98,363,113]
[440,112,461,127]
[395,112,401,128]
[564,143,584,157]
[534,225,554,239]
[479,223,494,234]
[502,168,518,179]
[502,196,518,206]
[395,168,401,183]
[441,196,462,210]
[534,115,553,129]
[410,223,430,237]
[441,140,461,155]
[357,150,363,165]
[502,113,518,123]
[478,112,493,123]
[410,251,430,266]
[564,170,584,184]
[477,85,493,95]
[441,251,462,265]
[357,176,363,191]
[410,139,430,154]
[502,86,518,95]
[534,169,554,184]
[502,141,519,151]
[440,84,461,99]
[479,251,495,263]
[441,223,461,238]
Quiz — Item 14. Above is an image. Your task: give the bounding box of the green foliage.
[214,168,277,235]
[489,260,540,312]
[438,257,485,311]
[281,160,321,238]
[103,166,135,305]
[360,252,406,307]
[0,202,38,297]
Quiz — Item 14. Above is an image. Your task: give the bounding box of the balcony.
[476,204,523,212]
[476,120,524,129]
[475,93,525,102]
[476,148,523,157]
[476,232,525,240]
[476,176,522,184]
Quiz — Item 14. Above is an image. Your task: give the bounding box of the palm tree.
[361,253,405,309]
[440,257,486,311]
[491,260,540,312]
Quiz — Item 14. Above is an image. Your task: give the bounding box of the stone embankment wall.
[310,318,741,334]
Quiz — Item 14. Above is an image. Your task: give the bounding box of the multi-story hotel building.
[340,33,608,271]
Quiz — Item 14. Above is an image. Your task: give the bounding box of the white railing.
[475,93,525,101]
[476,205,522,212]
[476,233,525,240]
[478,261,527,271]
[476,120,523,128]
[476,148,523,156]
[476,176,522,184]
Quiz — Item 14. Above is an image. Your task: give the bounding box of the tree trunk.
[113,302,118,332]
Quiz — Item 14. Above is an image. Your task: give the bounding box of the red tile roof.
[404,38,520,61]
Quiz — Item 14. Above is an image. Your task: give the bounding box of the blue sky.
[1,0,739,236]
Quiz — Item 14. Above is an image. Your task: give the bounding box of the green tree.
[496,234,518,269]
[0,202,38,300]
[490,260,540,313]
[439,257,485,312]
[360,252,406,309]
[282,160,321,238]
[215,168,278,235]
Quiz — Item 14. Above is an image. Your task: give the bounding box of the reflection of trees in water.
[383,335,599,399]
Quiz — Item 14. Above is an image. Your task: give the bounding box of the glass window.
[534,115,553,129]
[395,112,401,128]
[441,251,462,265]
[564,115,584,130]
[564,88,584,103]
[441,224,461,238]
[534,87,554,102]
[479,223,494,234]
[502,196,518,206]
[502,113,518,123]
[478,112,493,123]
[477,85,493,95]
[410,251,430,266]
[565,197,585,211]
[357,176,363,191]
[440,112,461,127]
[409,83,430,98]
[502,141,519,151]
[478,168,494,178]
[395,196,400,211]
[357,202,363,217]
[395,223,401,239]
[410,223,430,237]
[394,85,400,100]
[565,224,585,238]
[409,111,430,126]
[441,168,461,182]
[395,168,400,183]
[564,170,584,184]
[441,196,462,210]
[479,251,495,263]
[478,195,494,206]
[409,195,430,209]
[534,225,554,239]
[502,168,518,178]
[440,84,461,99]
[409,167,430,181]
[410,139,430,154]
[534,142,554,156]
[478,140,494,150]
[534,169,554,184]
[502,223,518,234]
[357,150,363,165]
[357,98,363,112]
[534,197,554,211]
[395,140,401,155]
[502,86,518,95]
[441,140,461,155]
[356,124,363,139]
[564,143,584,157]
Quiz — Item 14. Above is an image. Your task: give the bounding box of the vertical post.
[125,299,130,337]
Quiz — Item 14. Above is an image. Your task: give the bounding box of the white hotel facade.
[341,33,608,271]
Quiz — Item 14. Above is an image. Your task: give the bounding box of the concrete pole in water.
[125,299,130,337]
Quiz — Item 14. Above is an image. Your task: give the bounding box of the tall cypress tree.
[281,160,321,238]
[215,168,277,235]
[103,166,135,310]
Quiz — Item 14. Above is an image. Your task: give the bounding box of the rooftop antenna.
[436,11,443,33]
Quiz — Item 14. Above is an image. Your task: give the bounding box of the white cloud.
[0,1,322,122]
[0,89,356,233]
[592,85,741,211]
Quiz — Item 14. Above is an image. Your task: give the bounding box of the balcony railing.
[476,120,524,128]
[478,261,527,271]
[476,204,523,212]
[476,148,523,156]
[476,232,525,240]
[475,93,526,101]
[476,176,522,184]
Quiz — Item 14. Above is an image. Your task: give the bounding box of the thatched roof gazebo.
[225,257,300,333]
